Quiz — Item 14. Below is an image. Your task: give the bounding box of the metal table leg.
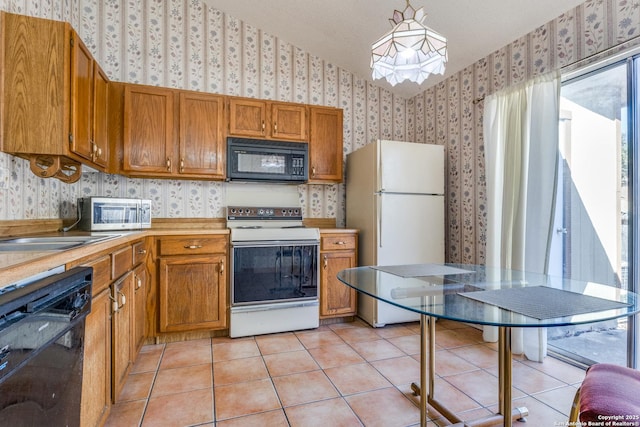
[411,319,527,427]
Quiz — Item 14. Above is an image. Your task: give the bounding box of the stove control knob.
[258,209,264,215]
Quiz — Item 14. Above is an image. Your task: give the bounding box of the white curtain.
[483,71,560,361]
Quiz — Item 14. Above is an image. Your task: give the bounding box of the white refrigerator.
[346,140,445,327]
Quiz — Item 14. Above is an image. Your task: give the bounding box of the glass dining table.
[337,263,640,427]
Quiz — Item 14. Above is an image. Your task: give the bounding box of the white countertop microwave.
[77,197,152,231]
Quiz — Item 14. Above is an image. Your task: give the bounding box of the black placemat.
[459,286,630,320]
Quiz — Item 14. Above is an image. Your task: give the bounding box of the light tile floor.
[105,319,586,426]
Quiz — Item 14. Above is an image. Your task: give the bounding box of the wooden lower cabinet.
[156,235,228,333]
[111,271,135,402]
[80,286,111,427]
[319,231,358,318]
[132,263,147,354]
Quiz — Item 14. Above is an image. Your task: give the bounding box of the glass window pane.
[549,62,629,366]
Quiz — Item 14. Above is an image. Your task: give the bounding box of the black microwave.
[226,137,308,183]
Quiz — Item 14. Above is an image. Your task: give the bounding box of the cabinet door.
[70,32,94,163]
[179,92,225,178]
[133,264,147,355]
[159,254,227,332]
[228,98,267,137]
[309,107,344,183]
[81,287,111,427]
[320,251,357,318]
[112,272,134,402]
[271,103,307,141]
[123,85,175,174]
[1,13,68,155]
[92,63,109,168]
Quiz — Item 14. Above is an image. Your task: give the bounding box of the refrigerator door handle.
[377,195,383,248]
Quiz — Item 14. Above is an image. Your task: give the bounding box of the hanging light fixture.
[371,0,447,86]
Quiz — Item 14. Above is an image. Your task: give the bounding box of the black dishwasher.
[0,266,92,427]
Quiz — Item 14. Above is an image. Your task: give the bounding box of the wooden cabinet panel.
[271,103,307,141]
[112,272,134,402]
[133,240,148,266]
[118,84,226,180]
[1,13,69,156]
[158,236,227,256]
[133,264,147,354]
[123,85,174,174]
[87,255,112,296]
[92,64,110,167]
[81,287,112,427]
[70,34,94,163]
[156,234,228,333]
[319,231,358,319]
[179,92,225,177]
[321,234,356,251]
[112,245,134,280]
[158,254,227,332]
[228,97,307,142]
[0,13,109,174]
[228,98,267,138]
[309,107,344,183]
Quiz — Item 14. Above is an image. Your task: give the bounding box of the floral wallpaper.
[0,0,406,223]
[0,0,638,267]
[410,0,640,264]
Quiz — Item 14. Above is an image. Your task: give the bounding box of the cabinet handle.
[166,158,171,171]
[119,291,126,307]
[335,241,346,245]
[220,260,225,274]
[137,249,147,255]
[184,245,202,249]
[96,147,102,157]
[180,158,184,173]
[312,166,316,177]
[109,294,119,313]
[323,255,327,269]
[261,120,266,133]
[274,122,277,133]
[136,277,142,290]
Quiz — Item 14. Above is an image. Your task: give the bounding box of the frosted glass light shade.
[371,2,447,86]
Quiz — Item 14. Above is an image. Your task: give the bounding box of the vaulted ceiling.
[206,0,586,98]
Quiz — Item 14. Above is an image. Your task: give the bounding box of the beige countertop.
[0,229,229,289]
[0,225,357,289]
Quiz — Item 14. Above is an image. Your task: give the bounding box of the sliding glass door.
[548,59,634,366]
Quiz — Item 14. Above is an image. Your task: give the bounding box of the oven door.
[230,240,319,306]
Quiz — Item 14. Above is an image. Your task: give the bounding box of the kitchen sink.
[0,242,85,252]
[0,235,119,252]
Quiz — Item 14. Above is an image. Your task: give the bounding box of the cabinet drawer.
[158,236,227,256]
[87,255,112,296]
[321,234,356,251]
[112,245,133,280]
[132,240,147,266]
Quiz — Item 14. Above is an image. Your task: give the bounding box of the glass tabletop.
[337,264,640,327]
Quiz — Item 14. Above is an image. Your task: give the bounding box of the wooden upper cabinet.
[122,85,175,174]
[92,64,110,168]
[271,103,307,141]
[228,97,307,141]
[119,84,226,180]
[228,98,267,138]
[71,34,109,168]
[0,12,109,172]
[179,92,225,178]
[308,106,344,183]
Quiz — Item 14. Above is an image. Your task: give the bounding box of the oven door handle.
[231,300,319,313]
[231,240,319,247]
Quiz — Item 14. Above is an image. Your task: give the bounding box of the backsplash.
[0,0,637,267]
